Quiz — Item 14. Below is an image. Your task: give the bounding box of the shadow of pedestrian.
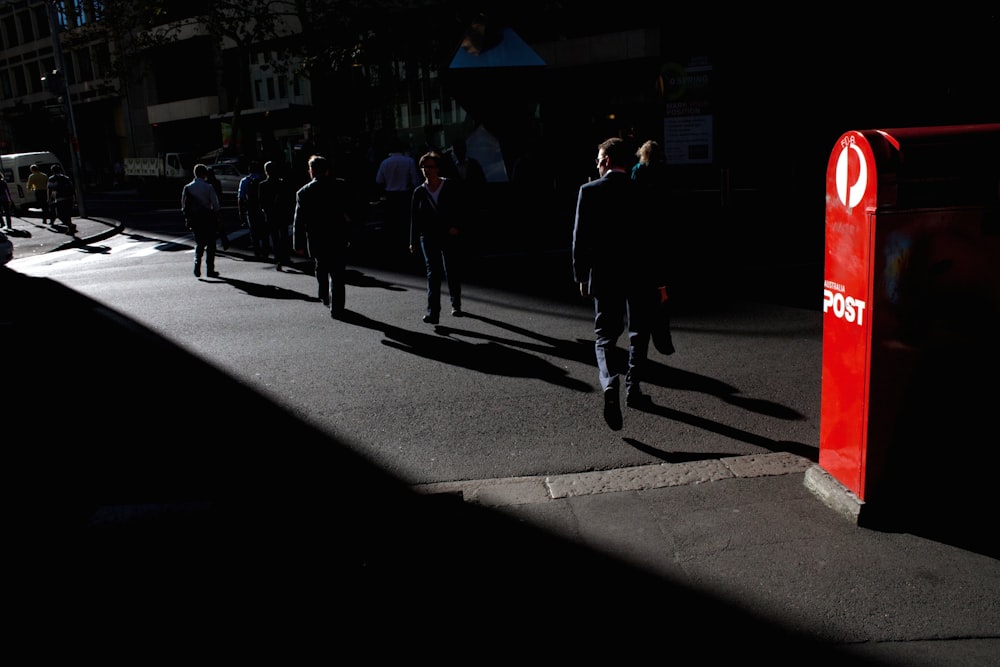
[218,276,316,302]
[339,309,592,391]
[344,268,408,291]
[456,310,596,365]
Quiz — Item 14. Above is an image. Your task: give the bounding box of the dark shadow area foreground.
[3,266,887,663]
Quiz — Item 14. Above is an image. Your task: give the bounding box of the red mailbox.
[817,124,1000,516]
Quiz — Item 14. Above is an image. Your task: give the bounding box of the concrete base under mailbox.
[804,464,864,525]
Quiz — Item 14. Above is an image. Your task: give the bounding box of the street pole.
[45,0,86,218]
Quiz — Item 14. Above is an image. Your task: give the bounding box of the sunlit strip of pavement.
[412,451,813,508]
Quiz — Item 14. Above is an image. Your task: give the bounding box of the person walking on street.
[47,164,76,235]
[375,139,420,254]
[0,174,13,229]
[293,154,355,318]
[238,161,267,259]
[631,139,674,356]
[27,164,50,225]
[572,137,658,431]
[206,166,229,250]
[258,160,294,271]
[182,163,222,278]
[449,136,487,189]
[409,151,464,324]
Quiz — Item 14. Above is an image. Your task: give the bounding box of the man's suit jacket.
[572,170,649,293]
[409,179,462,247]
[292,175,352,258]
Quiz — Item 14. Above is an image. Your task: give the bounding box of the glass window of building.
[33,5,50,39]
[3,15,19,47]
[18,9,34,42]
[77,46,94,81]
[26,60,41,94]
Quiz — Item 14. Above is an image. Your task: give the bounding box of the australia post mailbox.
[818,124,1000,517]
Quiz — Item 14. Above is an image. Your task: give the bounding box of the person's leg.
[442,242,462,313]
[58,202,75,233]
[269,224,283,267]
[624,293,652,401]
[65,204,73,228]
[205,238,217,276]
[595,293,626,430]
[255,217,270,259]
[35,192,48,224]
[194,239,204,277]
[594,294,626,392]
[421,237,442,320]
[278,224,290,265]
[330,254,346,313]
[315,256,330,305]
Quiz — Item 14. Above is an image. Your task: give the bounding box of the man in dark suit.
[292,154,355,318]
[572,137,656,430]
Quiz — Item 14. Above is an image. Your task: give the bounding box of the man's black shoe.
[603,386,623,431]
[422,313,439,325]
[626,391,652,409]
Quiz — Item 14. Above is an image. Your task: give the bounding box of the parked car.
[206,163,244,198]
[0,229,13,265]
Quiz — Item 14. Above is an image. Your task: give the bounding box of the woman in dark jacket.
[409,151,464,324]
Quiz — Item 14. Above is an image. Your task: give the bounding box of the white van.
[0,151,65,214]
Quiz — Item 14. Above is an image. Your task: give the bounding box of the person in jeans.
[258,160,294,271]
[47,164,76,235]
[238,161,267,258]
[293,154,355,318]
[409,151,464,324]
[572,137,659,430]
[182,163,222,278]
[0,174,13,229]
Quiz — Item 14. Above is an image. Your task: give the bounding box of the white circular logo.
[835,139,867,208]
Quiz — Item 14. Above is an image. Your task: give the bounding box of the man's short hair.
[598,137,630,168]
[308,154,328,175]
[193,163,209,178]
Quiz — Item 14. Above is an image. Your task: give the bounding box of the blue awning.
[449,28,545,69]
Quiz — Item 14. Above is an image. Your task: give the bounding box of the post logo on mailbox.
[835,135,868,208]
[821,130,879,498]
